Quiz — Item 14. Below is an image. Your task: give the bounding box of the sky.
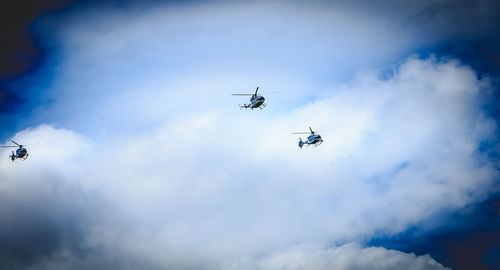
[1,0,500,269]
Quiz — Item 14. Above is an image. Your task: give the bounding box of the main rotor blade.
[231,94,253,96]
[24,143,40,146]
[292,129,332,134]
[11,140,20,146]
[254,87,259,95]
[260,92,280,94]
[1,146,18,148]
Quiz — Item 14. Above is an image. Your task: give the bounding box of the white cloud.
[233,243,449,270]
[32,0,437,135]
[2,1,499,269]
[1,57,496,269]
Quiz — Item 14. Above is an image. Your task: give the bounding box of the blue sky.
[1,1,500,269]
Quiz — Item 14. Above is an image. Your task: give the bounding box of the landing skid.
[303,140,323,147]
[10,154,29,161]
[239,103,267,110]
[313,140,324,147]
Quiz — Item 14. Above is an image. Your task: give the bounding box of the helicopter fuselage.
[2,140,33,161]
[233,87,274,110]
[307,134,322,144]
[10,147,28,161]
[249,95,265,108]
[298,132,324,148]
[15,147,27,158]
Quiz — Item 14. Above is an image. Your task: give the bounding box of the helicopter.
[231,87,278,110]
[292,127,325,148]
[1,140,37,161]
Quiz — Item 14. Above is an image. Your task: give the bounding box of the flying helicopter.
[292,127,325,148]
[1,140,37,161]
[231,87,278,110]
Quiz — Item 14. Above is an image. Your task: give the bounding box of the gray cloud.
[0,177,98,269]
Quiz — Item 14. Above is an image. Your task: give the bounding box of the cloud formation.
[22,0,473,133]
[1,1,499,269]
[1,56,496,269]
[234,243,449,270]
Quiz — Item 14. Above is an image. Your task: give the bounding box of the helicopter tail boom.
[239,104,250,109]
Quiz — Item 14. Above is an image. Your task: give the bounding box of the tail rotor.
[298,138,304,148]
